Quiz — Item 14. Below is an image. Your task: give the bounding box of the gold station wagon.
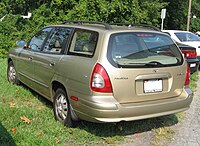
[7,21,193,127]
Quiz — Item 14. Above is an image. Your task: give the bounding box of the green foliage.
[0,14,21,57]
[190,0,200,32]
[192,0,200,18]
[0,0,199,58]
[0,2,7,15]
[162,0,200,31]
[0,0,49,16]
[66,0,167,26]
[0,49,7,58]
[138,0,168,26]
[163,0,188,30]
[191,18,200,33]
[0,0,168,58]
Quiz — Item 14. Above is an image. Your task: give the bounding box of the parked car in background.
[177,43,199,73]
[162,30,200,63]
[7,21,193,127]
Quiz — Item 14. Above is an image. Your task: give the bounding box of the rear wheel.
[53,88,77,128]
[7,61,20,84]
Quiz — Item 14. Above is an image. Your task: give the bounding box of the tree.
[190,0,200,32]
[66,0,167,27]
[162,0,188,30]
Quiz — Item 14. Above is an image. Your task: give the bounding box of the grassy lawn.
[0,58,198,146]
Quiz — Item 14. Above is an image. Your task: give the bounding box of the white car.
[196,31,200,37]
[162,30,200,61]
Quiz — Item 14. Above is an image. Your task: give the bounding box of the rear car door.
[32,27,73,98]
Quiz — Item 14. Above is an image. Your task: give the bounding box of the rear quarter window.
[68,29,98,57]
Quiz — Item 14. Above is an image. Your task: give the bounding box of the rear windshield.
[107,32,183,68]
[175,32,200,42]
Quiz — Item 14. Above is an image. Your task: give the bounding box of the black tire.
[7,61,20,85]
[53,88,77,128]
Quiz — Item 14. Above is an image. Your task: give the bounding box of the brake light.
[90,63,113,93]
[184,65,190,86]
[182,50,197,58]
[136,34,153,37]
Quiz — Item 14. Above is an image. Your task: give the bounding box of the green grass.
[0,58,198,146]
[190,71,199,91]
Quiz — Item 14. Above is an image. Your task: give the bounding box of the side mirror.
[16,40,27,47]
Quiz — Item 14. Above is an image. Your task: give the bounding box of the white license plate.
[190,63,196,68]
[144,79,163,93]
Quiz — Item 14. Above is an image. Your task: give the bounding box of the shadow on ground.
[78,114,178,137]
[24,84,179,137]
[0,122,16,146]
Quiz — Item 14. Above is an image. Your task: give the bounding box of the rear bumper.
[71,87,193,123]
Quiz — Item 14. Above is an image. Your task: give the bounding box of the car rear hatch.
[104,32,187,104]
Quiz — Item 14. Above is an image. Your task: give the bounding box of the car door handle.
[49,63,55,66]
[28,57,33,61]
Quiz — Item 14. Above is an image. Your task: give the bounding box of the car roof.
[48,20,161,33]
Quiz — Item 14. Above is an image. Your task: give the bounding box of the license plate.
[144,79,163,93]
[190,63,196,68]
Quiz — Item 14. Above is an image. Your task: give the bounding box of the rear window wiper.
[122,62,163,67]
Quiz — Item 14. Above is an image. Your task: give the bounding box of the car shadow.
[20,84,53,108]
[21,84,179,137]
[77,115,178,137]
[0,122,16,146]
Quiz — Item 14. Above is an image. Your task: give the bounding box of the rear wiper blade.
[123,62,162,66]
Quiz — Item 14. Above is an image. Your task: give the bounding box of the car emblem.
[177,73,184,76]
[153,69,158,73]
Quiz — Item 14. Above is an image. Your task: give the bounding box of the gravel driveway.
[168,75,200,146]
[124,74,200,146]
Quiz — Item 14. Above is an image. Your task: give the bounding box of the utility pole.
[187,0,192,31]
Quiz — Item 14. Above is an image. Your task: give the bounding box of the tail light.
[184,64,190,86]
[90,63,113,93]
[182,50,197,58]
